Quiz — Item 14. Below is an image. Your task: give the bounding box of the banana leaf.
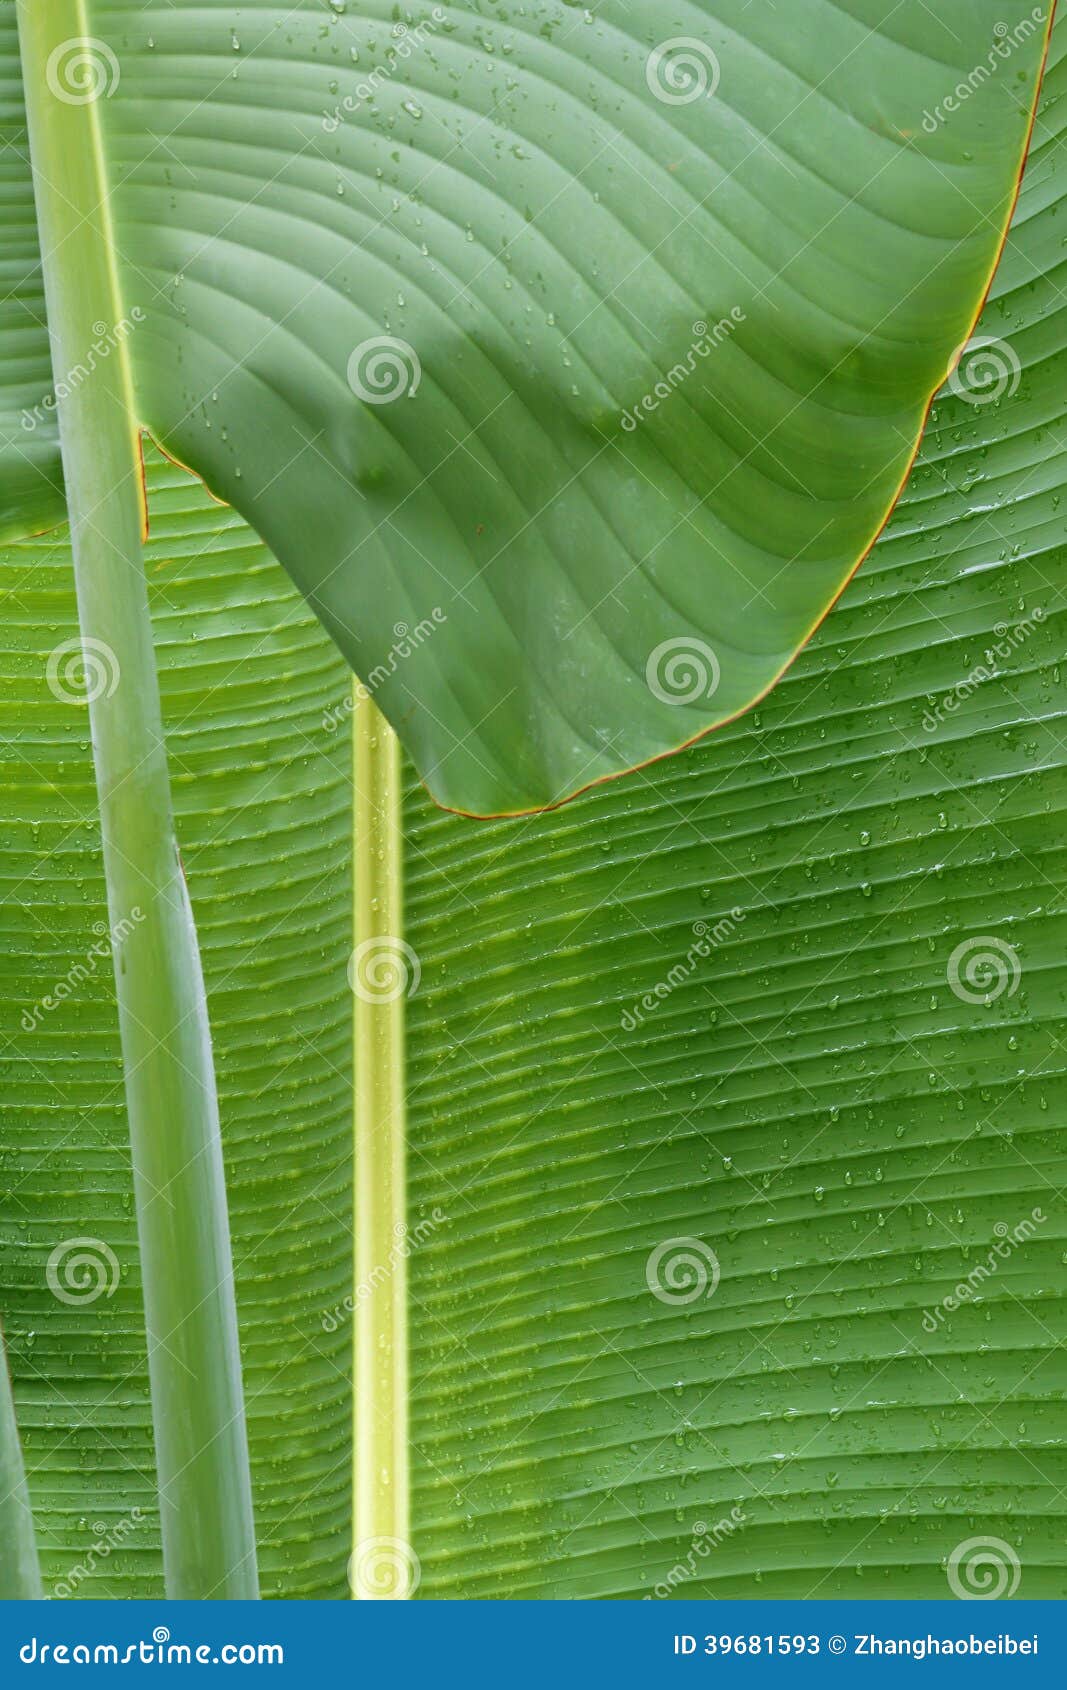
[0,1319,40,1597]
[2,3,1066,1602]
[400,27,1067,1594]
[0,0,1053,813]
[0,455,351,1596]
[2,6,1067,1602]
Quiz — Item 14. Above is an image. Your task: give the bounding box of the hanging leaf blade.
[0,1,1054,811]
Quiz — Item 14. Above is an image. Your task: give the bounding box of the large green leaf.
[4,7,1066,1606]
[0,450,352,1597]
[1,1,1053,812]
[396,26,1067,1596]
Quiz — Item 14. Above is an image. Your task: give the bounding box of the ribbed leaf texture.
[0,1,1052,812]
[400,30,1067,1597]
[1,8,1065,1608]
[0,3,61,540]
[0,455,352,1597]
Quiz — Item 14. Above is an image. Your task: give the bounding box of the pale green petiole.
[16,0,257,1599]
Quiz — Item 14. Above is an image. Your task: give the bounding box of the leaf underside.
[0,0,1053,813]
